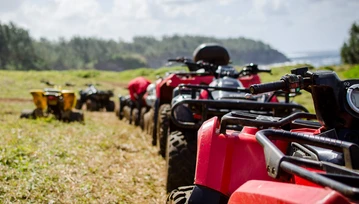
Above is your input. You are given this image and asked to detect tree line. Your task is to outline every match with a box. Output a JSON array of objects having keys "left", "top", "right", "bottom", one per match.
[
  {"left": 0, "top": 22, "right": 290, "bottom": 71},
  {"left": 341, "top": 22, "right": 359, "bottom": 64}
]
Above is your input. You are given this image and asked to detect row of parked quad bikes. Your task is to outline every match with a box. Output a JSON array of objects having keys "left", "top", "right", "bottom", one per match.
[
  {"left": 117, "top": 44, "right": 359, "bottom": 204},
  {"left": 20, "top": 80, "right": 116, "bottom": 122}
]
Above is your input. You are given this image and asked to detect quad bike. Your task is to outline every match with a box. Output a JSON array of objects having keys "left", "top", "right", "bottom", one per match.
[
  {"left": 167, "top": 67, "right": 359, "bottom": 203},
  {"left": 165, "top": 63, "right": 307, "bottom": 192},
  {"left": 149, "top": 44, "right": 231, "bottom": 157},
  {"left": 117, "top": 94, "right": 146, "bottom": 125},
  {"left": 117, "top": 95, "right": 134, "bottom": 122},
  {"left": 76, "top": 84, "right": 115, "bottom": 112},
  {"left": 20, "top": 81, "right": 84, "bottom": 122},
  {"left": 143, "top": 83, "right": 157, "bottom": 134},
  {"left": 118, "top": 80, "right": 152, "bottom": 126}
]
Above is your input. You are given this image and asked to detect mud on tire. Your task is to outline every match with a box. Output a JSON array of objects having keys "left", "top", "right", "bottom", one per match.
[
  {"left": 132, "top": 108, "right": 139, "bottom": 126},
  {"left": 139, "top": 107, "right": 147, "bottom": 130},
  {"left": 143, "top": 109, "right": 151, "bottom": 135},
  {"left": 123, "top": 106, "right": 132, "bottom": 123},
  {"left": 166, "top": 131, "right": 197, "bottom": 193},
  {"left": 157, "top": 104, "right": 171, "bottom": 158},
  {"left": 166, "top": 185, "right": 194, "bottom": 204},
  {"left": 144, "top": 109, "right": 155, "bottom": 145}
]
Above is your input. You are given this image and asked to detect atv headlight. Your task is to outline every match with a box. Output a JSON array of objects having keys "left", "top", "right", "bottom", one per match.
[{"left": 347, "top": 84, "right": 359, "bottom": 114}]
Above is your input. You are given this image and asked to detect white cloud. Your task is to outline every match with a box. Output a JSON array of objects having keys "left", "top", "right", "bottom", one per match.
[
  {"left": 0, "top": 0, "right": 23, "bottom": 12},
  {"left": 0, "top": 0, "right": 358, "bottom": 53}
]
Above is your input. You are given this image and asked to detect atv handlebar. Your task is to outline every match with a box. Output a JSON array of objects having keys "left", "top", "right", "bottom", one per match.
[
  {"left": 250, "top": 80, "right": 287, "bottom": 94},
  {"left": 250, "top": 72, "right": 305, "bottom": 94},
  {"left": 184, "top": 61, "right": 218, "bottom": 73},
  {"left": 239, "top": 63, "right": 272, "bottom": 77},
  {"left": 257, "top": 69, "right": 272, "bottom": 74},
  {"left": 167, "top": 57, "right": 192, "bottom": 63}
]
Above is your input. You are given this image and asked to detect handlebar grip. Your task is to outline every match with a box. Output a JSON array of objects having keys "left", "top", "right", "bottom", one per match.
[
  {"left": 250, "top": 80, "right": 286, "bottom": 94},
  {"left": 258, "top": 69, "right": 271, "bottom": 73},
  {"left": 168, "top": 58, "right": 181, "bottom": 62}
]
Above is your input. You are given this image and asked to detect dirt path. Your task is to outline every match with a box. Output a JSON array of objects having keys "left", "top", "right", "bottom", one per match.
[{"left": 0, "top": 97, "right": 32, "bottom": 102}]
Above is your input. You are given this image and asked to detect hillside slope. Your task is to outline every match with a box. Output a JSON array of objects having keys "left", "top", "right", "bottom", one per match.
[{"left": 0, "top": 22, "right": 288, "bottom": 71}]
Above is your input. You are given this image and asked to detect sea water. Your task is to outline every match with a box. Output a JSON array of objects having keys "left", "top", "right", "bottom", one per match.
[{"left": 265, "top": 50, "right": 341, "bottom": 68}]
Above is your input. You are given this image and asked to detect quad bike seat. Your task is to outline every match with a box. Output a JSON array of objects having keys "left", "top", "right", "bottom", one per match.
[
  {"left": 193, "top": 43, "right": 230, "bottom": 65},
  {"left": 43, "top": 88, "right": 61, "bottom": 95},
  {"left": 291, "top": 119, "right": 321, "bottom": 129}
]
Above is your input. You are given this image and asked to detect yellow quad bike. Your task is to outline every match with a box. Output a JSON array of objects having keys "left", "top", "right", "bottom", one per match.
[{"left": 20, "top": 84, "right": 84, "bottom": 122}]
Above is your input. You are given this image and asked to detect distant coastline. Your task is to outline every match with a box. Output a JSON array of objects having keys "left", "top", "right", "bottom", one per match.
[{"left": 265, "top": 50, "right": 341, "bottom": 68}]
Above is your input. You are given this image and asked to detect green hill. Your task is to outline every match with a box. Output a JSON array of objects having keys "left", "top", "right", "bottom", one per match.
[{"left": 0, "top": 22, "right": 288, "bottom": 71}]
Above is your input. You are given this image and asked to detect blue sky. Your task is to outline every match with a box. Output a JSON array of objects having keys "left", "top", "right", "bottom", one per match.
[{"left": 0, "top": 0, "right": 358, "bottom": 54}]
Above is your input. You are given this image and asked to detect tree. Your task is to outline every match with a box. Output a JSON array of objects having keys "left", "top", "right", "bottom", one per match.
[
  {"left": 341, "top": 22, "right": 359, "bottom": 64},
  {"left": 0, "top": 22, "right": 39, "bottom": 70},
  {"left": 0, "top": 22, "right": 290, "bottom": 70}
]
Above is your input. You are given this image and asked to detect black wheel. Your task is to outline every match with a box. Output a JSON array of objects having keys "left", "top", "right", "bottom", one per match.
[
  {"left": 75, "top": 99, "right": 83, "bottom": 110},
  {"left": 20, "top": 109, "right": 34, "bottom": 119},
  {"left": 86, "top": 99, "right": 99, "bottom": 111},
  {"left": 123, "top": 106, "right": 132, "bottom": 123},
  {"left": 144, "top": 110, "right": 151, "bottom": 135},
  {"left": 166, "top": 185, "right": 194, "bottom": 204},
  {"left": 132, "top": 108, "right": 139, "bottom": 126},
  {"left": 157, "top": 104, "right": 171, "bottom": 158},
  {"left": 144, "top": 109, "right": 156, "bottom": 145},
  {"left": 118, "top": 108, "right": 123, "bottom": 120},
  {"left": 166, "top": 131, "right": 197, "bottom": 193},
  {"left": 118, "top": 97, "right": 124, "bottom": 120},
  {"left": 105, "top": 101, "right": 115, "bottom": 112},
  {"left": 139, "top": 107, "right": 147, "bottom": 130},
  {"left": 69, "top": 111, "right": 84, "bottom": 123}
]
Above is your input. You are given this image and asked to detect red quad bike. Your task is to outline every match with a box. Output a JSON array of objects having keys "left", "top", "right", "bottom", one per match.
[
  {"left": 118, "top": 77, "right": 151, "bottom": 126},
  {"left": 167, "top": 67, "right": 359, "bottom": 204},
  {"left": 148, "top": 44, "right": 229, "bottom": 155},
  {"left": 165, "top": 63, "right": 307, "bottom": 193}
]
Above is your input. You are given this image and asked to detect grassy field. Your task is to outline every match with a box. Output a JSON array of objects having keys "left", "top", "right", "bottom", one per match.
[
  {"left": 0, "top": 105, "right": 167, "bottom": 203},
  {"left": 0, "top": 64, "right": 357, "bottom": 203}
]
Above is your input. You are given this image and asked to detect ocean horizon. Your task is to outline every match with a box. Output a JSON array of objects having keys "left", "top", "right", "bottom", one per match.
[{"left": 264, "top": 50, "right": 341, "bottom": 68}]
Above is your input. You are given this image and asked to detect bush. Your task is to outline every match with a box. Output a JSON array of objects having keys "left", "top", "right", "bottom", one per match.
[
  {"left": 341, "top": 22, "right": 359, "bottom": 64},
  {"left": 77, "top": 70, "right": 101, "bottom": 78},
  {"left": 343, "top": 64, "right": 359, "bottom": 78}
]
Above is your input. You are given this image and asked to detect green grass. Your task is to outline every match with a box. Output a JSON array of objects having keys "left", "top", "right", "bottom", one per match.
[
  {"left": 0, "top": 67, "right": 187, "bottom": 99},
  {"left": 0, "top": 102, "right": 166, "bottom": 203},
  {"left": 0, "top": 63, "right": 357, "bottom": 202},
  {"left": 343, "top": 64, "right": 359, "bottom": 79}
]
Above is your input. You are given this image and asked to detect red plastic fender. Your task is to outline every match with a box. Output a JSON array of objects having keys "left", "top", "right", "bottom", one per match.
[
  {"left": 155, "top": 73, "right": 213, "bottom": 101},
  {"left": 228, "top": 180, "right": 350, "bottom": 204},
  {"left": 195, "top": 117, "right": 288, "bottom": 196},
  {"left": 239, "top": 74, "right": 261, "bottom": 88}
]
